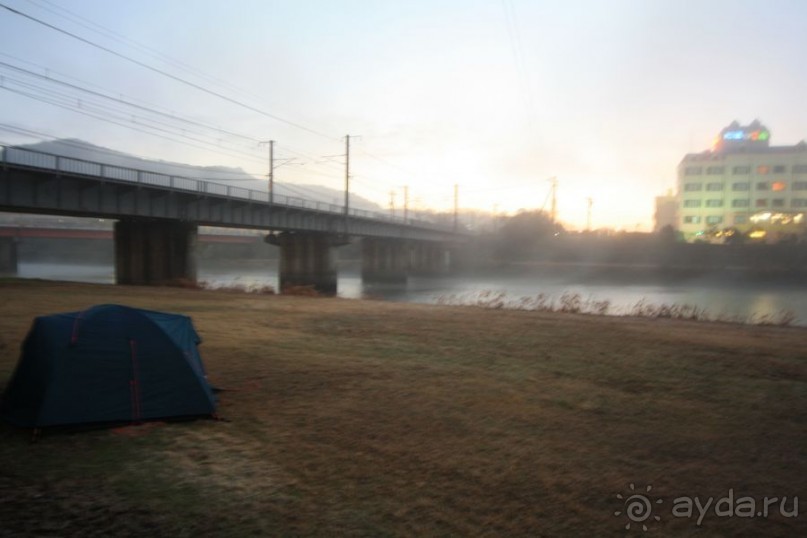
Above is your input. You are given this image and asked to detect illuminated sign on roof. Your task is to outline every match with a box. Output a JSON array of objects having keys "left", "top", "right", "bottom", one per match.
[{"left": 723, "top": 129, "right": 770, "bottom": 141}]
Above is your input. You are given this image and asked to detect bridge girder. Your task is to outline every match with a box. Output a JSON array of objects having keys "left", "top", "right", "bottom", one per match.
[{"left": 0, "top": 164, "right": 464, "bottom": 243}]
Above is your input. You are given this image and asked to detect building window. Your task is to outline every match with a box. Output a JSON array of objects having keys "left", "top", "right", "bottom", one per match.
[
  {"left": 756, "top": 199, "right": 768, "bottom": 208},
  {"left": 772, "top": 199, "right": 785, "bottom": 208},
  {"left": 706, "top": 182, "right": 723, "bottom": 191},
  {"left": 756, "top": 165, "right": 770, "bottom": 175},
  {"left": 792, "top": 199, "right": 807, "bottom": 208},
  {"left": 735, "top": 215, "right": 748, "bottom": 224},
  {"left": 731, "top": 199, "right": 750, "bottom": 208},
  {"left": 756, "top": 182, "right": 769, "bottom": 190},
  {"left": 683, "top": 216, "right": 701, "bottom": 224},
  {"left": 732, "top": 182, "right": 750, "bottom": 191},
  {"left": 706, "top": 216, "right": 723, "bottom": 225},
  {"left": 773, "top": 165, "right": 786, "bottom": 174},
  {"left": 732, "top": 166, "right": 751, "bottom": 175},
  {"left": 793, "top": 165, "right": 807, "bottom": 174},
  {"left": 684, "top": 166, "right": 703, "bottom": 176},
  {"left": 683, "top": 199, "right": 702, "bottom": 208},
  {"left": 793, "top": 181, "right": 807, "bottom": 191},
  {"left": 772, "top": 181, "right": 786, "bottom": 192},
  {"left": 705, "top": 199, "right": 723, "bottom": 207},
  {"left": 706, "top": 166, "right": 725, "bottom": 175},
  {"left": 684, "top": 183, "right": 703, "bottom": 192}
]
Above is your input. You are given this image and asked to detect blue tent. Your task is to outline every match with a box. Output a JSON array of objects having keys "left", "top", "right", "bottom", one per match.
[{"left": 0, "top": 304, "right": 217, "bottom": 428}]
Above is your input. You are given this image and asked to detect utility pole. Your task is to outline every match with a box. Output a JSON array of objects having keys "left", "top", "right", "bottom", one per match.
[
  {"left": 344, "top": 135, "right": 350, "bottom": 219},
  {"left": 389, "top": 190, "right": 396, "bottom": 218},
  {"left": 268, "top": 140, "right": 274, "bottom": 203},
  {"left": 260, "top": 140, "right": 275, "bottom": 203},
  {"left": 453, "top": 183, "right": 459, "bottom": 232},
  {"left": 403, "top": 185, "right": 409, "bottom": 223},
  {"left": 548, "top": 176, "right": 558, "bottom": 226},
  {"left": 586, "top": 197, "right": 593, "bottom": 231}
]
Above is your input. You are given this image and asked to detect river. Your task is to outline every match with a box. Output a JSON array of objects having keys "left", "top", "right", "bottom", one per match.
[{"left": 12, "top": 259, "right": 807, "bottom": 326}]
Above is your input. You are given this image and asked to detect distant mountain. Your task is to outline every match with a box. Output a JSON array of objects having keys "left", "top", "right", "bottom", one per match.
[{"left": 15, "top": 139, "right": 384, "bottom": 212}]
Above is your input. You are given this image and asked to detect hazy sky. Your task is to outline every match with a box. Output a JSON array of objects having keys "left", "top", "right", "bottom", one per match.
[{"left": 2, "top": 0, "right": 807, "bottom": 230}]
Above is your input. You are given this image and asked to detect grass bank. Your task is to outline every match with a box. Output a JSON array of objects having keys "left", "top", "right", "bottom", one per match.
[{"left": 0, "top": 279, "right": 805, "bottom": 537}]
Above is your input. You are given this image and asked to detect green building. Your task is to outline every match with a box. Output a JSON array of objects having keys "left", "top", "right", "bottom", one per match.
[{"left": 677, "top": 120, "right": 807, "bottom": 242}]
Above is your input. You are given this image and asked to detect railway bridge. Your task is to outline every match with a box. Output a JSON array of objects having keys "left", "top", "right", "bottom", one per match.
[{"left": 0, "top": 146, "right": 467, "bottom": 293}]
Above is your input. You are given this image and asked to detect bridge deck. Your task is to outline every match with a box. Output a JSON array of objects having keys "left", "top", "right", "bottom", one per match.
[{"left": 0, "top": 146, "right": 464, "bottom": 242}]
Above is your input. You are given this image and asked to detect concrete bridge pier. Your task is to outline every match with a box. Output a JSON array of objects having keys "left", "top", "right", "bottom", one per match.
[
  {"left": 114, "top": 219, "right": 197, "bottom": 285},
  {"left": 266, "top": 232, "right": 348, "bottom": 295},
  {"left": 361, "top": 237, "right": 408, "bottom": 284},
  {"left": 0, "top": 236, "right": 18, "bottom": 275},
  {"left": 410, "top": 241, "right": 452, "bottom": 276}
]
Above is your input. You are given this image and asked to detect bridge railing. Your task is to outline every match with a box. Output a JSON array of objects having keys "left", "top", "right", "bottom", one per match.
[{"left": 1, "top": 145, "right": 453, "bottom": 231}]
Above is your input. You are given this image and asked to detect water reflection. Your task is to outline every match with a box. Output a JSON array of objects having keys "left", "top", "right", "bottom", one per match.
[{"left": 13, "top": 260, "right": 807, "bottom": 326}]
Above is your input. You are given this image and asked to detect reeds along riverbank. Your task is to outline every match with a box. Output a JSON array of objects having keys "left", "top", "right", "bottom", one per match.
[{"left": 435, "top": 290, "right": 799, "bottom": 326}]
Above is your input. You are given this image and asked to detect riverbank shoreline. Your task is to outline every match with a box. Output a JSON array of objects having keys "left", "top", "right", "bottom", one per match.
[
  {"left": 6, "top": 263, "right": 807, "bottom": 328},
  {"left": 1, "top": 280, "right": 805, "bottom": 536}
]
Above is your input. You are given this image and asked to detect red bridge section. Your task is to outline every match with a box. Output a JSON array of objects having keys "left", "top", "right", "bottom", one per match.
[{"left": 0, "top": 226, "right": 258, "bottom": 244}]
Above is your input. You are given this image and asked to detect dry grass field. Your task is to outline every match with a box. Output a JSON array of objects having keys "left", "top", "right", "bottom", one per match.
[{"left": 0, "top": 279, "right": 805, "bottom": 537}]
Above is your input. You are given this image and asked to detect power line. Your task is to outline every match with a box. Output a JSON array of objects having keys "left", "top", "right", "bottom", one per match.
[
  {"left": 0, "top": 124, "right": 368, "bottom": 200},
  {"left": 0, "top": 123, "right": 253, "bottom": 176},
  {"left": 501, "top": 0, "right": 535, "bottom": 121},
  {"left": 0, "top": 6, "right": 414, "bottom": 207},
  {"left": 0, "top": 52, "right": 282, "bottom": 158},
  {"left": 349, "top": 175, "right": 395, "bottom": 195},
  {"left": 355, "top": 146, "right": 415, "bottom": 177},
  {"left": 0, "top": 51, "right": 159, "bottom": 110},
  {"left": 277, "top": 142, "right": 408, "bottom": 203},
  {"left": 2, "top": 76, "right": 263, "bottom": 161},
  {"left": 1, "top": 4, "right": 433, "bottom": 208},
  {"left": 0, "top": 61, "right": 262, "bottom": 144},
  {"left": 0, "top": 53, "right": 279, "bottom": 169},
  {"left": 0, "top": 84, "right": 270, "bottom": 166},
  {"left": 25, "top": 0, "right": 266, "bottom": 104},
  {"left": 0, "top": 34, "right": 353, "bottom": 175},
  {"left": 0, "top": 127, "right": 382, "bottom": 215},
  {"left": 0, "top": 2, "right": 338, "bottom": 141},
  {"left": 459, "top": 181, "right": 543, "bottom": 195},
  {"left": 0, "top": 63, "right": 272, "bottom": 164}
]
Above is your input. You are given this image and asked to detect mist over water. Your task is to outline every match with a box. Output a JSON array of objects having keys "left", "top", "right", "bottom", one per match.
[{"left": 14, "top": 259, "right": 807, "bottom": 326}]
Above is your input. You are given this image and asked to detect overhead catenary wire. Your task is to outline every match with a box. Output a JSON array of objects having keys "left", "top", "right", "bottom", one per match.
[
  {"left": 0, "top": 123, "right": 254, "bottom": 176},
  {"left": 2, "top": 4, "right": 428, "bottom": 205},
  {"left": 0, "top": 123, "right": 366, "bottom": 202},
  {"left": 275, "top": 140, "right": 410, "bottom": 204},
  {"left": 25, "top": 0, "right": 282, "bottom": 110},
  {"left": 0, "top": 52, "right": 283, "bottom": 171},
  {"left": 0, "top": 2, "right": 339, "bottom": 141},
  {"left": 0, "top": 123, "right": 288, "bottom": 181},
  {"left": 0, "top": 51, "right": 171, "bottom": 113},
  {"left": 0, "top": 61, "right": 264, "bottom": 145},
  {"left": 1, "top": 113, "right": 505, "bottom": 214},
  {"left": 0, "top": 127, "right": 311, "bottom": 196},
  {"left": 0, "top": 65, "right": 353, "bottom": 182},
  {"left": 0, "top": 105, "right": 397, "bottom": 206},
  {"left": 0, "top": 83, "right": 271, "bottom": 166},
  {"left": 0, "top": 63, "right": 346, "bottom": 182},
  {"left": 501, "top": 0, "right": 535, "bottom": 122},
  {"left": 0, "top": 61, "right": 273, "bottom": 162},
  {"left": 0, "top": 4, "right": 459, "bottom": 212}
]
